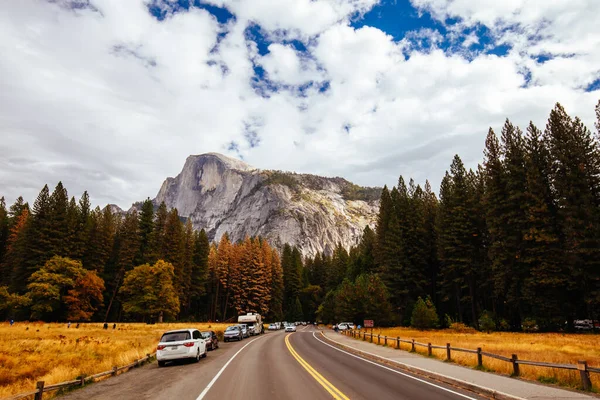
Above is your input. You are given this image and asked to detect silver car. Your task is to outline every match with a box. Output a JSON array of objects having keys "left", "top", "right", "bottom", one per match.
[
  {"left": 223, "top": 325, "right": 243, "bottom": 342},
  {"left": 238, "top": 324, "right": 249, "bottom": 338}
]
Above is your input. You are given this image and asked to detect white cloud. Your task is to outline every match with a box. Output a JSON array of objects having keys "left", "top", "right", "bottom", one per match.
[{"left": 0, "top": 0, "right": 598, "bottom": 210}]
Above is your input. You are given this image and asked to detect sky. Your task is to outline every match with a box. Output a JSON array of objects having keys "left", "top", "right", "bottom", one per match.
[{"left": 1, "top": 0, "right": 599, "bottom": 209}]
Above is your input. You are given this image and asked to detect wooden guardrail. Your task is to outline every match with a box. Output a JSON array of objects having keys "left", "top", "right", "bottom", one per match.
[
  {"left": 342, "top": 329, "right": 597, "bottom": 391},
  {"left": 3, "top": 353, "right": 156, "bottom": 400}
]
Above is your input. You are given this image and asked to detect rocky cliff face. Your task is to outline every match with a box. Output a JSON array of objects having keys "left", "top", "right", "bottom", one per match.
[{"left": 152, "top": 153, "right": 380, "bottom": 257}]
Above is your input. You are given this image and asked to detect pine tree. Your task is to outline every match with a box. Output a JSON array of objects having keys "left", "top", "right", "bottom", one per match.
[
  {"left": 0, "top": 198, "right": 8, "bottom": 271},
  {"left": 136, "top": 198, "right": 154, "bottom": 265},
  {"left": 215, "top": 234, "right": 232, "bottom": 320},
  {"left": 379, "top": 187, "right": 407, "bottom": 321},
  {"left": 48, "top": 181, "right": 69, "bottom": 257},
  {"left": 65, "top": 197, "right": 80, "bottom": 259},
  {"left": 328, "top": 243, "right": 348, "bottom": 290},
  {"left": 25, "top": 185, "right": 53, "bottom": 283},
  {"left": 546, "top": 103, "right": 600, "bottom": 323},
  {"left": 71, "top": 191, "right": 91, "bottom": 261},
  {"left": 83, "top": 206, "right": 115, "bottom": 273},
  {"left": 374, "top": 186, "right": 392, "bottom": 268},
  {"left": 282, "top": 244, "right": 300, "bottom": 313},
  {"left": 522, "top": 122, "right": 566, "bottom": 329},
  {"left": 423, "top": 181, "right": 439, "bottom": 301},
  {"left": 437, "top": 156, "right": 479, "bottom": 325},
  {"left": 269, "top": 249, "right": 284, "bottom": 321},
  {"left": 189, "top": 229, "right": 209, "bottom": 318},
  {"left": 163, "top": 209, "right": 185, "bottom": 307},
  {"left": 150, "top": 202, "right": 168, "bottom": 263},
  {"left": 104, "top": 211, "right": 139, "bottom": 321},
  {"left": 5, "top": 207, "right": 30, "bottom": 290},
  {"left": 483, "top": 128, "right": 509, "bottom": 320},
  {"left": 499, "top": 121, "right": 529, "bottom": 326}
]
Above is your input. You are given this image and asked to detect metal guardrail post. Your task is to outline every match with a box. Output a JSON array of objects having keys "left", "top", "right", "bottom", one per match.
[
  {"left": 428, "top": 343, "right": 432, "bottom": 357},
  {"left": 411, "top": 339, "right": 415, "bottom": 352},
  {"left": 384, "top": 336, "right": 387, "bottom": 346},
  {"left": 396, "top": 337, "right": 400, "bottom": 349},
  {"left": 578, "top": 360, "right": 592, "bottom": 391},
  {"left": 512, "top": 354, "right": 520, "bottom": 376},
  {"left": 370, "top": 333, "right": 373, "bottom": 343},
  {"left": 477, "top": 347, "right": 483, "bottom": 367},
  {"left": 112, "top": 366, "right": 118, "bottom": 377},
  {"left": 446, "top": 343, "right": 451, "bottom": 361},
  {"left": 34, "top": 381, "right": 44, "bottom": 400}
]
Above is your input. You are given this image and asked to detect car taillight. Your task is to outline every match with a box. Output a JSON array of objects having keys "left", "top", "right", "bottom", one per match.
[
  {"left": 157, "top": 345, "right": 166, "bottom": 350},
  {"left": 183, "top": 342, "right": 195, "bottom": 347}
]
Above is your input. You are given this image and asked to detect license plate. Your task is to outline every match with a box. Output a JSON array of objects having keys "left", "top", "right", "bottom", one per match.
[{"left": 170, "top": 346, "right": 178, "bottom": 350}]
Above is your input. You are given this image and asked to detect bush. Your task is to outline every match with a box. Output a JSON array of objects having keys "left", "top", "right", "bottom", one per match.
[
  {"left": 448, "top": 322, "right": 477, "bottom": 333},
  {"left": 522, "top": 318, "right": 539, "bottom": 332},
  {"left": 410, "top": 296, "right": 439, "bottom": 330},
  {"left": 478, "top": 310, "right": 496, "bottom": 333},
  {"left": 498, "top": 319, "right": 510, "bottom": 331}
]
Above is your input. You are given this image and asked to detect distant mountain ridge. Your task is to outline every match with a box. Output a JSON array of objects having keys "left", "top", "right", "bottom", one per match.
[{"left": 137, "top": 153, "right": 380, "bottom": 256}]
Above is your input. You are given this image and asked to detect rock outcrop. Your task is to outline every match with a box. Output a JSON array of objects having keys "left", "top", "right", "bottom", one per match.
[{"left": 151, "top": 153, "right": 380, "bottom": 257}]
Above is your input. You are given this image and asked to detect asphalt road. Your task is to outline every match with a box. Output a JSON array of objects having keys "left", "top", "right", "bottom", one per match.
[{"left": 59, "top": 326, "right": 486, "bottom": 400}]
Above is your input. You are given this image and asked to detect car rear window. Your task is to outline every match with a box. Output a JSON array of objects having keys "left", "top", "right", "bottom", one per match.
[
  {"left": 226, "top": 326, "right": 238, "bottom": 331},
  {"left": 160, "top": 331, "right": 190, "bottom": 342}
]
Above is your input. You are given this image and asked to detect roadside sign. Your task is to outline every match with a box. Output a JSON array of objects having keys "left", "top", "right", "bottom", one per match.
[{"left": 364, "top": 320, "right": 374, "bottom": 328}]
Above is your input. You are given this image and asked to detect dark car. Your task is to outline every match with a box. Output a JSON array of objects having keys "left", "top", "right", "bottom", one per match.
[
  {"left": 224, "top": 325, "right": 243, "bottom": 342},
  {"left": 201, "top": 331, "right": 219, "bottom": 350}
]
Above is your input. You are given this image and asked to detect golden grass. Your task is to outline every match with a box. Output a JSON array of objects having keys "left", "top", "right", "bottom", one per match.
[
  {"left": 0, "top": 322, "right": 230, "bottom": 398},
  {"left": 352, "top": 327, "right": 600, "bottom": 391}
]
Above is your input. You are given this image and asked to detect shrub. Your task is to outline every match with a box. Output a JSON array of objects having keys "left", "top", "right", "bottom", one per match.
[
  {"left": 478, "top": 310, "right": 496, "bottom": 333},
  {"left": 522, "top": 318, "right": 539, "bottom": 332},
  {"left": 498, "top": 319, "right": 510, "bottom": 331},
  {"left": 410, "top": 296, "right": 439, "bottom": 330},
  {"left": 448, "top": 322, "right": 477, "bottom": 333}
]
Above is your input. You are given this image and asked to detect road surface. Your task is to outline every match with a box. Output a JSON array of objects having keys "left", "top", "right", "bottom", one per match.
[{"left": 60, "top": 325, "right": 485, "bottom": 400}]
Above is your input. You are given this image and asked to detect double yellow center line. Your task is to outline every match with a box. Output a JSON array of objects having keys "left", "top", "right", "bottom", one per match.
[{"left": 285, "top": 333, "right": 350, "bottom": 400}]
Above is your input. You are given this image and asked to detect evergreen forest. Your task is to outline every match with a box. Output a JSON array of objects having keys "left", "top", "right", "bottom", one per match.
[{"left": 1, "top": 101, "right": 599, "bottom": 331}]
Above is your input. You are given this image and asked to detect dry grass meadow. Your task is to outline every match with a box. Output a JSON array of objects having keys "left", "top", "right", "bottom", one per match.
[
  {"left": 352, "top": 327, "right": 600, "bottom": 391},
  {"left": 0, "top": 322, "right": 230, "bottom": 398}
]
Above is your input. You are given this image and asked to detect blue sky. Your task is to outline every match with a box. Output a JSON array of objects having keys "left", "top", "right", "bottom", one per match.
[{"left": 1, "top": 0, "right": 599, "bottom": 207}]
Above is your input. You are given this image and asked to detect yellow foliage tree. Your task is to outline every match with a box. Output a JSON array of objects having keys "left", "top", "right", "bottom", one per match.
[{"left": 120, "top": 260, "right": 180, "bottom": 321}]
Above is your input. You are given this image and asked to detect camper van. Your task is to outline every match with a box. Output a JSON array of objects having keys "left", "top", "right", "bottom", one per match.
[{"left": 238, "top": 313, "right": 264, "bottom": 336}]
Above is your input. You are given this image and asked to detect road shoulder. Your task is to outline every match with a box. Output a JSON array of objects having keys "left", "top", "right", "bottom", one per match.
[{"left": 320, "top": 330, "right": 596, "bottom": 400}]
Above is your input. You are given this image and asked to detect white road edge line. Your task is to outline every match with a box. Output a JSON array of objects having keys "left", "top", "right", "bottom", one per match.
[
  {"left": 312, "top": 332, "right": 478, "bottom": 400},
  {"left": 196, "top": 336, "right": 265, "bottom": 400}
]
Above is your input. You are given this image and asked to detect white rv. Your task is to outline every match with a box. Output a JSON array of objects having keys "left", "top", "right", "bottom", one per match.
[{"left": 238, "top": 312, "right": 264, "bottom": 336}]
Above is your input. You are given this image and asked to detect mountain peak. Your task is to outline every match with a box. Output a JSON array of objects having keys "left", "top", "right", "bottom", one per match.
[
  {"left": 189, "top": 153, "right": 256, "bottom": 172},
  {"left": 153, "top": 153, "right": 380, "bottom": 256}
]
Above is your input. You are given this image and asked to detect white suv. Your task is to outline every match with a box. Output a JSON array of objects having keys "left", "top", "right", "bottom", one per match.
[{"left": 157, "top": 329, "right": 207, "bottom": 367}]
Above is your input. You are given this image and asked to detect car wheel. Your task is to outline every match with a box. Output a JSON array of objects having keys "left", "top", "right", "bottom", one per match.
[{"left": 158, "top": 361, "right": 166, "bottom": 368}]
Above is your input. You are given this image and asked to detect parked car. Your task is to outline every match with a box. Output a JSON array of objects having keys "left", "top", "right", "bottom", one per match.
[
  {"left": 337, "top": 323, "right": 349, "bottom": 330},
  {"left": 156, "top": 328, "right": 207, "bottom": 367},
  {"left": 224, "top": 325, "right": 243, "bottom": 342},
  {"left": 302, "top": 322, "right": 307, "bottom": 326},
  {"left": 285, "top": 324, "right": 297, "bottom": 332},
  {"left": 201, "top": 331, "right": 219, "bottom": 350},
  {"left": 268, "top": 323, "right": 279, "bottom": 330},
  {"left": 238, "top": 324, "right": 249, "bottom": 338}
]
